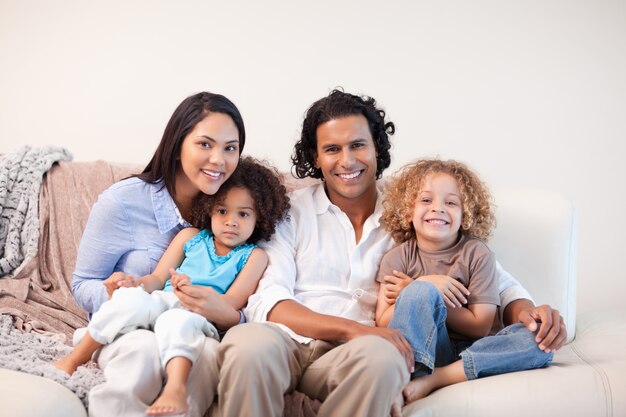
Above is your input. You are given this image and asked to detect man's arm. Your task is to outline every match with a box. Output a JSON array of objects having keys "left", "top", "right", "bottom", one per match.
[
  {"left": 498, "top": 261, "right": 568, "bottom": 352},
  {"left": 268, "top": 299, "right": 414, "bottom": 371},
  {"left": 503, "top": 298, "right": 567, "bottom": 352}
]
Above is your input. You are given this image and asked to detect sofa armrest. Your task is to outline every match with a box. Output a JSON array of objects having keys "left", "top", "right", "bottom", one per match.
[{"left": 490, "top": 188, "right": 577, "bottom": 342}]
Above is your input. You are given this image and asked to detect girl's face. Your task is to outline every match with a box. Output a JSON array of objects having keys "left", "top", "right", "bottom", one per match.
[
  {"left": 211, "top": 187, "right": 257, "bottom": 256},
  {"left": 411, "top": 172, "right": 463, "bottom": 252},
  {"left": 176, "top": 112, "right": 240, "bottom": 203}
]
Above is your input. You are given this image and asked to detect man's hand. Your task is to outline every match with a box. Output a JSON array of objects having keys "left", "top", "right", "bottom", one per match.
[
  {"left": 350, "top": 323, "right": 414, "bottom": 374},
  {"left": 382, "top": 271, "right": 414, "bottom": 304},
  {"left": 518, "top": 304, "right": 567, "bottom": 352},
  {"left": 103, "top": 272, "right": 136, "bottom": 299},
  {"left": 418, "top": 274, "right": 469, "bottom": 308}
]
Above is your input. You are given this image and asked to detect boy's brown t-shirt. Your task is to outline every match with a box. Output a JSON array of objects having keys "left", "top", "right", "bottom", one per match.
[{"left": 376, "top": 234, "right": 500, "bottom": 338}]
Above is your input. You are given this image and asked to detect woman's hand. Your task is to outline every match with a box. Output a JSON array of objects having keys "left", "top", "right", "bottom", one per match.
[
  {"left": 103, "top": 272, "right": 136, "bottom": 299},
  {"left": 174, "top": 284, "right": 241, "bottom": 330},
  {"left": 382, "top": 271, "right": 414, "bottom": 304},
  {"left": 417, "top": 274, "right": 469, "bottom": 308}
]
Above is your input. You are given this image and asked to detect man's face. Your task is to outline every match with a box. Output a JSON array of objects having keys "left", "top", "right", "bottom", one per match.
[{"left": 314, "top": 114, "right": 378, "bottom": 205}]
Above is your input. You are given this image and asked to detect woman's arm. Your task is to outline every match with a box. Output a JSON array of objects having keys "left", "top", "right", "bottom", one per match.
[{"left": 72, "top": 190, "right": 133, "bottom": 313}]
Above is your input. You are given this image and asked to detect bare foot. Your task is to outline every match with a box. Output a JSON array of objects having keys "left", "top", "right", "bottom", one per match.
[
  {"left": 53, "top": 356, "right": 79, "bottom": 376},
  {"left": 403, "top": 375, "right": 436, "bottom": 404},
  {"left": 390, "top": 392, "right": 404, "bottom": 416},
  {"left": 146, "top": 383, "right": 188, "bottom": 416}
]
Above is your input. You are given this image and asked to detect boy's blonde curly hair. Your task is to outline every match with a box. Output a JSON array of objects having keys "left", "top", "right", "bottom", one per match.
[{"left": 381, "top": 159, "right": 495, "bottom": 243}]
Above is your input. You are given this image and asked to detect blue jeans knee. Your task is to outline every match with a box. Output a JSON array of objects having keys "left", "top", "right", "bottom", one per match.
[{"left": 461, "top": 323, "right": 554, "bottom": 380}]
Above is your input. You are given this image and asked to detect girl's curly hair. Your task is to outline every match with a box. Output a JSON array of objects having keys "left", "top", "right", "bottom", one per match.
[
  {"left": 190, "top": 157, "right": 290, "bottom": 244},
  {"left": 381, "top": 159, "right": 495, "bottom": 243}
]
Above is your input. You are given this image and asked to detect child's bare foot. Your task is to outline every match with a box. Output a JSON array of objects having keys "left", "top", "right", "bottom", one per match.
[
  {"left": 53, "top": 356, "right": 80, "bottom": 376},
  {"left": 403, "top": 375, "right": 436, "bottom": 404},
  {"left": 146, "top": 383, "right": 188, "bottom": 416}
]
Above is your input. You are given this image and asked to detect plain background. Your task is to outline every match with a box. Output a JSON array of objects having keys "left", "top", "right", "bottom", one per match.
[{"left": 1, "top": 0, "right": 625, "bottom": 316}]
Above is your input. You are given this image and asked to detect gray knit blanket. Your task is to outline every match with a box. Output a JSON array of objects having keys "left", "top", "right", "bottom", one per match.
[
  {"left": 0, "top": 314, "right": 103, "bottom": 408},
  {"left": 0, "top": 146, "right": 72, "bottom": 276}
]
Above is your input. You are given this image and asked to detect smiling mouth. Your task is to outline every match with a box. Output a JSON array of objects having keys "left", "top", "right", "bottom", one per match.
[
  {"left": 201, "top": 169, "right": 222, "bottom": 179},
  {"left": 426, "top": 219, "right": 449, "bottom": 225},
  {"left": 337, "top": 170, "right": 363, "bottom": 180}
]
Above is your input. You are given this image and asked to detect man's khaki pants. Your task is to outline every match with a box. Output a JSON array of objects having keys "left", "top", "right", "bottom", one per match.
[{"left": 214, "top": 323, "right": 409, "bottom": 417}]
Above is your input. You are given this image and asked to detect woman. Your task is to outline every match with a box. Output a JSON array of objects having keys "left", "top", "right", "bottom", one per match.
[{"left": 71, "top": 92, "right": 246, "bottom": 417}]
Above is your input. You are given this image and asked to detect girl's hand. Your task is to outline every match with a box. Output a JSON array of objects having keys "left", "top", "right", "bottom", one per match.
[
  {"left": 382, "top": 271, "right": 415, "bottom": 304},
  {"left": 103, "top": 272, "right": 136, "bottom": 299},
  {"left": 168, "top": 268, "right": 191, "bottom": 289},
  {"left": 173, "top": 284, "right": 240, "bottom": 329},
  {"left": 418, "top": 274, "right": 469, "bottom": 308}
]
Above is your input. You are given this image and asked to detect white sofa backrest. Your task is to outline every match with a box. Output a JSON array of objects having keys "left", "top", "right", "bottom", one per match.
[{"left": 490, "top": 188, "right": 577, "bottom": 342}]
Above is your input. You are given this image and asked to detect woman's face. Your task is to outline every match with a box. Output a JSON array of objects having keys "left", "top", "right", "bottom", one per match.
[{"left": 176, "top": 112, "right": 240, "bottom": 201}]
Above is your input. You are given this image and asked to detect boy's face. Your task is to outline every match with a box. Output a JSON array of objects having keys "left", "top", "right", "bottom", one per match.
[
  {"left": 211, "top": 186, "right": 257, "bottom": 256},
  {"left": 313, "top": 114, "right": 378, "bottom": 207},
  {"left": 411, "top": 173, "right": 463, "bottom": 252}
]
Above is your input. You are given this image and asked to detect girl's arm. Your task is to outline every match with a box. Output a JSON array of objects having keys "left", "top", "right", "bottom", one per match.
[
  {"left": 134, "top": 228, "right": 198, "bottom": 293},
  {"left": 172, "top": 247, "right": 268, "bottom": 330},
  {"left": 445, "top": 303, "right": 497, "bottom": 339},
  {"left": 221, "top": 248, "right": 268, "bottom": 310}
]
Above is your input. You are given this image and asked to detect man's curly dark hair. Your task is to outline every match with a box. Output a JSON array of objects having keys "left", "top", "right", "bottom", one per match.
[
  {"left": 291, "top": 89, "right": 395, "bottom": 180},
  {"left": 190, "top": 157, "right": 290, "bottom": 244}
]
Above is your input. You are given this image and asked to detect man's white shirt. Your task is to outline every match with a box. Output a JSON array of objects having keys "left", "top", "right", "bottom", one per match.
[{"left": 244, "top": 182, "right": 532, "bottom": 344}]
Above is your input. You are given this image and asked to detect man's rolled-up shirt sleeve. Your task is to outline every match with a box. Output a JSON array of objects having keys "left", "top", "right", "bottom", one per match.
[
  {"left": 496, "top": 260, "right": 534, "bottom": 321},
  {"left": 244, "top": 216, "right": 300, "bottom": 323}
]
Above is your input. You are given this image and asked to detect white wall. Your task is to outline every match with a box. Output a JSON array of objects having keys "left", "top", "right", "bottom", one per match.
[{"left": 1, "top": 0, "right": 624, "bottom": 316}]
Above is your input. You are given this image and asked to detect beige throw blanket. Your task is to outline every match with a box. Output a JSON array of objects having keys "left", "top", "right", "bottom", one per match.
[{"left": 0, "top": 160, "right": 138, "bottom": 339}]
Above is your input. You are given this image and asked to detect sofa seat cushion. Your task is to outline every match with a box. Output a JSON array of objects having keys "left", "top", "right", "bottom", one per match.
[
  {"left": 402, "top": 309, "right": 626, "bottom": 417},
  {"left": 0, "top": 368, "right": 87, "bottom": 417}
]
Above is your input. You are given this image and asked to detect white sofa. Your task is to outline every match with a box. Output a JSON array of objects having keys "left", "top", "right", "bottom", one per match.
[{"left": 1, "top": 167, "right": 625, "bottom": 417}]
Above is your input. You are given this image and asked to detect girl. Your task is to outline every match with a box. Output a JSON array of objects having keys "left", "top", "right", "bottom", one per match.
[
  {"left": 57, "top": 157, "right": 290, "bottom": 416},
  {"left": 376, "top": 158, "right": 552, "bottom": 405},
  {"left": 70, "top": 92, "right": 245, "bottom": 417}
]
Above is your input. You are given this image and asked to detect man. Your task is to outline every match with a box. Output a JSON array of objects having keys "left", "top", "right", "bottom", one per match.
[{"left": 214, "top": 89, "right": 567, "bottom": 417}]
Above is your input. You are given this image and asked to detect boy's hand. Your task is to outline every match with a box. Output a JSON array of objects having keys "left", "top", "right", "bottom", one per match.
[
  {"left": 169, "top": 268, "right": 191, "bottom": 289},
  {"left": 383, "top": 271, "right": 415, "bottom": 304},
  {"left": 418, "top": 274, "right": 469, "bottom": 308},
  {"left": 103, "top": 272, "right": 136, "bottom": 298}
]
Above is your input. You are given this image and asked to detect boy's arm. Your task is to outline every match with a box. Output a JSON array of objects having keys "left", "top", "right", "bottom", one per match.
[
  {"left": 374, "top": 247, "right": 409, "bottom": 327},
  {"left": 221, "top": 248, "right": 268, "bottom": 310},
  {"left": 134, "top": 228, "right": 197, "bottom": 293},
  {"left": 445, "top": 242, "right": 499, "bottom": 339},
  {"left": 445, "top": 303, "right": 497, "bottom": 339},
  {"left": 375, "top": 283, "right": 396, "bottom": 327}
]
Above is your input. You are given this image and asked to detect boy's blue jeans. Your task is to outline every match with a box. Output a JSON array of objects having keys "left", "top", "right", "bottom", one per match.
[{"left": 389, "top": 280, "right": 553, "bottom": 380}]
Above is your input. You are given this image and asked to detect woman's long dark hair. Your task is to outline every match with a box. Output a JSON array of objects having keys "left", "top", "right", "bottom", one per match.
[{"left": 138, "top": 92, "right": 246, "bottom": 198}]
